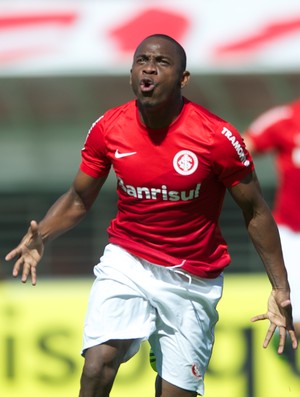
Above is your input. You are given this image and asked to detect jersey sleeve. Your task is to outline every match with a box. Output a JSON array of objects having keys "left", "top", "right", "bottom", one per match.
[
  {"left": 211, "top": 122, "right": 254, "bottom": 187},
  {"left": 80, "top": 116, "right": 111, "bottom": 178}
]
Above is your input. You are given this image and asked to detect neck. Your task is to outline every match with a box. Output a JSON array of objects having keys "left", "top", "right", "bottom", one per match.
[{"left": 138, "top": 97, "right": 184, "bottom": 130}]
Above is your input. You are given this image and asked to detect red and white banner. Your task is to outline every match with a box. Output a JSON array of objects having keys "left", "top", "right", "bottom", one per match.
[{"left": 1, "top": 0, "right": 300, "bottom": 76}]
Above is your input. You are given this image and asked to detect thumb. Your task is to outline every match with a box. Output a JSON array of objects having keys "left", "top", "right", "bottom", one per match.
[
  {"left": 280, "top": 299, "right": 292, "bottom": 309},
  {"left": 29, "top": 220, "right": 39, "bottom": 234}
]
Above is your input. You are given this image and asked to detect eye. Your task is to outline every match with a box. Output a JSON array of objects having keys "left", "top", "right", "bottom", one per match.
[
  {"left": 136, "top": 56, "right": 147, "bottom": 64},
  {"left": 157, "top": 57, "right": 170, "bottom": 66}
]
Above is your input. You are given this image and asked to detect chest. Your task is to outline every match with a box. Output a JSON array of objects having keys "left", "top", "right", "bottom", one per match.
[{"left": 106, "top": 126, "right": 213, "bottom": 191}]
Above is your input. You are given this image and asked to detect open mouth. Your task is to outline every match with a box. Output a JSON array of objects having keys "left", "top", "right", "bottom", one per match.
[{"left": 140, "top": 78, "right": 155, "bottom": 93}]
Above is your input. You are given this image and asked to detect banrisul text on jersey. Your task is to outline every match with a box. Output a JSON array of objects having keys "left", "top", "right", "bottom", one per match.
[{"left": 118, "top": 176, "right": 201, "bottom": 201}]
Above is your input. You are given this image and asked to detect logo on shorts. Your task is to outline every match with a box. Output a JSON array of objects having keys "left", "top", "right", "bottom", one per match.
[
  {"left": 173, "top": 150, "right": 198, "bottom": 175},
  {"left": 191, "top": 363, "right": 202, "bottom": 379}
]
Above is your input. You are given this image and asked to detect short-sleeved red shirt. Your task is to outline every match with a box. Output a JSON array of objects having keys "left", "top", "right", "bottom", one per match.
[
  {"left": 81, "top": 98, "right": 253, "bottom": 278},
  {"left": 244, "top": 100, "right": 300, "bottom": 232}
]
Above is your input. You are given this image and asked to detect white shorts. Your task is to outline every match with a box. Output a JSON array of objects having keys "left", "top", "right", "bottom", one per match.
[
  {"left": 82, "top": 244, "right": 223, "bottom": 396},
  {"left": 278, "top": 226, "right": 300, "bottom": 323}
]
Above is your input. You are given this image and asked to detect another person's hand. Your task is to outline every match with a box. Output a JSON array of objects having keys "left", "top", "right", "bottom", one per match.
[
  {"left": 5, "top": 220, "right": 44, "bottom": 286},
  {"left": 251, "top": 290, "right": 298, "bottom": 354}
]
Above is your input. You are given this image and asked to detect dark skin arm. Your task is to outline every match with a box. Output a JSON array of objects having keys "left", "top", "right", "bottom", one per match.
[
  {"left": 228, "top": 171, "right": 298, "bottom": 353},
  {"left": 5, "top": 170, "right": 108, "bottom": 285}
]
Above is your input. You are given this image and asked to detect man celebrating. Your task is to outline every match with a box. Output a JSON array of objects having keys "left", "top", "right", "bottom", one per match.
[{"left": 6, "top": 34, "right": 297, "bottom": 397}]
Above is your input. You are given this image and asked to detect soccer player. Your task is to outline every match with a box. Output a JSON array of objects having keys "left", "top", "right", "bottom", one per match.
[
  {"left": 5, "top": 34, "right": 297, "bottom": 397},
  {"left": 243, "top": 99, "right": 300, "bottom": 345}
]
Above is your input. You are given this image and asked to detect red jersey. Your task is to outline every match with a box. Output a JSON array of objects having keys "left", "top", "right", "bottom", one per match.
[
  {"left": 244, "top": 100, "right": 300, "bottom": 232},
  {"left": 81, "top": 98, "right": 253, "bottom": 278}
]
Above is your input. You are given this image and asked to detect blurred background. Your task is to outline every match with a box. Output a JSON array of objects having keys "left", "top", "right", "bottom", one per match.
[{"left": 1, "top": 1, "right": 300, "bottom": 396}]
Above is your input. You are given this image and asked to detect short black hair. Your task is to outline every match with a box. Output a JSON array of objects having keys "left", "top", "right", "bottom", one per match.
[{"left": 137, "top": 34, "right": 187, "bottom": 72}]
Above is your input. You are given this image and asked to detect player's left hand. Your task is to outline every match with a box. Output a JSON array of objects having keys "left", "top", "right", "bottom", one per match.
[
  {"left": 251, "top": 289, "right": 298, "bottom": 354},
  {"left": 5, "top": 220, "right": 44, "bottom": 286}
]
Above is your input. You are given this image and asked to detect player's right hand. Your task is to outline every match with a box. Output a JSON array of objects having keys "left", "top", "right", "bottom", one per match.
[{"left": 5, "top": 220, "right": 44, "bottom": 286}]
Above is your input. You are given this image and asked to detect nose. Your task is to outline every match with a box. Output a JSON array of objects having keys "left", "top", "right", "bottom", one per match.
[{"left": 143, "top": 60, "right": 157, "bottom": 74}]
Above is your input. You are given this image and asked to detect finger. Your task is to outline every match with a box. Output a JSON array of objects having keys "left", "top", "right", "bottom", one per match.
[
  {"left": 12, "top": 257, "right": 25, "bottom": 277},
  {"left": 251, "top": 313, "right": 267, "bottom": 323},
  {"left": 276, "top": 327, "right": 286, "bottom": 354},
  {"left": 5, "top": 247, "right": 22, "bottom": 261},
  {"left": 280, "top": 299, "right": 292, "bottom": 309},
  {"left": 288, "top": 330, "right": 298, "bottom": 350},
  {"left": 30, "top": 266, "right": 37, "bottom": 286},
  {"left": 263, "top": 324, "right": 276, "bottom": 348},
  {"left": 21, "top": 262, "right": 32, "bottom": 283},
  {"left": 29, "top": 220, "right": 39, "bottom": 236}
]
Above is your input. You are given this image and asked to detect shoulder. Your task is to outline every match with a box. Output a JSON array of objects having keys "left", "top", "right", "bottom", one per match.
[
  {"left": 185, "top": 98, "right": 240, "bottom": 136},
  {"left": 183, "top": 99, "right": 248, "bottom": 166},
  {"left": 94, "top": 100, "right": 136, "bottom": 128},
  {"left": 247, "top": 103, "right": 293, "bottom": 135},
  {"left": 84, "top": 101, "right": 135, "bottom": 146},
  {"left": 183, "top": 98, "right": 227, "bottom": 127},
  {"left": 183, "top": 98, "right": 232, "bottom": 145}
]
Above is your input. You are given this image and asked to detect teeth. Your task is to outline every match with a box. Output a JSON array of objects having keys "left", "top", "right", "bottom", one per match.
[{"left": 141, "top": 79, "right": 152, "bottom": 86}]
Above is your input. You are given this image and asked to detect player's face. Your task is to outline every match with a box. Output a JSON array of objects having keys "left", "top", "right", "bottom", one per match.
[{"left": 130, "top": 37, "right": 189, "bottom": 109}]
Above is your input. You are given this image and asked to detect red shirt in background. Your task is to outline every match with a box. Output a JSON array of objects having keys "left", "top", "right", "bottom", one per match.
[{"left": 244, "top": 100, "right": 300, "bottom": 232}]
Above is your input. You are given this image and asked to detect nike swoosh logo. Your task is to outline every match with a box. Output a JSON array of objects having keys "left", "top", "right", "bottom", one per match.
[{"left": 115, "top": 149, "right": 137, "bottom": 158}]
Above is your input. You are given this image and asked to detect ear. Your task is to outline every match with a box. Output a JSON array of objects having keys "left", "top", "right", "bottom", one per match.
[
  {"left": 129, "top": 69, "right": 132, "bottom": 86},
  {"left": 180, "top": 71, "right": 190, "bottom": 89}
]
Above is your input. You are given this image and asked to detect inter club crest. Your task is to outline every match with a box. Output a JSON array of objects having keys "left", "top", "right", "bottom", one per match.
[{"left": 173, "top": 150, "right": 198, "bottom": 175}]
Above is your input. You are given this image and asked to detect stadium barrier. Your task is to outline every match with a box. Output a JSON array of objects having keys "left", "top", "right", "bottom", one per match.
[{"left": 0, "top": 275, "right": 299, "bottom": 397}]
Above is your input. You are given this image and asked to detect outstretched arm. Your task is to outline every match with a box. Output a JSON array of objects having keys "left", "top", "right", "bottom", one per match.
[
  {"left": 5, "top": 170, "right": 108, "bottom": 285},
  {"left": 228, "top": 171, "right": 298, "bottom": 354}
]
